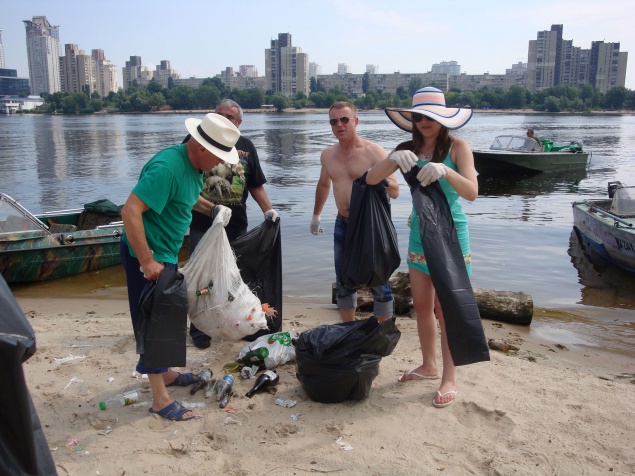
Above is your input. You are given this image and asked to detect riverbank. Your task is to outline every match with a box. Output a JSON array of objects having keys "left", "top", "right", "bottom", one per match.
[
  {"left": 152, "top": 107, "right": 635, "bottom": 115},
  {"left": 16, "top": 295, "right": 635, "bottom": 475}
]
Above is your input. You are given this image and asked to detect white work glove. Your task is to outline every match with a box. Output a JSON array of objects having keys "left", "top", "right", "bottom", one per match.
[
  {"left": 389, "top": 150, "right": 418, "bottom": 173},
  {"left": 264, "top": 209, "right": 279, "bottom": 222},
  {"left": 310, "top": 214, "right": 323, "bottom": 235},
  {"left": 416, "top": 162, "right": 449, "bottom": 186}
]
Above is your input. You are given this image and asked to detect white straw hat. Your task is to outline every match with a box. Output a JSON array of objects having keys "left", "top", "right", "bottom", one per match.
[{"left": 184, "top": 113, "right": 240, "bottom": 164}]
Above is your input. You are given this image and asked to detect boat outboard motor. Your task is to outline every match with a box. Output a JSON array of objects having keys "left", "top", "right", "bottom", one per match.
[{"left": 608, "top": 181, "right": 623, "bottom": 198}]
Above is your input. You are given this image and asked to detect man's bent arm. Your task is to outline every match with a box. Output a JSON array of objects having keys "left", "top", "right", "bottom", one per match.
[
  {"left": 192, "top": 195, "right": 214, "bottom": 216},
  {"left": 121, "top": 193, "right": 163, "bottom": 280}
]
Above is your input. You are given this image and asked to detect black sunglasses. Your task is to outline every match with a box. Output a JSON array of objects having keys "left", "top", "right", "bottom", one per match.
[
  {"left": 410, "top": 112, "right": 436, "bottom": 123},
  {"left": 329, "top": 116, "right": 355, "bottom": 126}
]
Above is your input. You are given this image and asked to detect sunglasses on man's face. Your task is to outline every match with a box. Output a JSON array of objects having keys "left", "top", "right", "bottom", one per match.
[
  {"left": 329, "top": 116, "right": 355, "bottom": 126},
  {"left": 410, "top": 113, "right": 436, "bottom": 124}
]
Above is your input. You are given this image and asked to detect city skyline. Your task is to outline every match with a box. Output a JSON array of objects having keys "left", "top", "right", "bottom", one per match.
[{"left": 1, "top": 0, "right": 633, "bottom": 90}]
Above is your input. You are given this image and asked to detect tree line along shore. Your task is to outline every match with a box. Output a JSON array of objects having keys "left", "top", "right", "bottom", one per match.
[{"left": 15, "top": 76, "right": 635, "bottom": 115}]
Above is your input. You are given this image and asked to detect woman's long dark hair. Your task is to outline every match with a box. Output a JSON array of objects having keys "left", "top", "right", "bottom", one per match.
[{"left": 395, "top": 124, "right": 452, "bottom": 163}]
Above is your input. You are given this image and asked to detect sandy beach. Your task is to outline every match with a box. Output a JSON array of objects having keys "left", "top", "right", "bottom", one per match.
[{"left": 13, "top": 290, "right": 634, "bottom": 476}]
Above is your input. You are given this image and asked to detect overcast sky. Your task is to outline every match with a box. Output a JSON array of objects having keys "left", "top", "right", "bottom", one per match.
[{"left": 2, "top": 0, "right": 633, "bottom": 89}]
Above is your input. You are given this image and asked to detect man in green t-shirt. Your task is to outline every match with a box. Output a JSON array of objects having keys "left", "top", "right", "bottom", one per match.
[{"left": 120, "top": 113, "right": 240, "bottom": 422}]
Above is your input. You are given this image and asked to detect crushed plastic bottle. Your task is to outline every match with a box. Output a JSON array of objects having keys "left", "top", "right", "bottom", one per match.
[
  {"left": 275, "top": 398, "right": 297, "bottom": 408},
  {"left": 204, "top": 378, "right": 218, "bottom": 399},
  {"left": 181, "top": 401, "right": 206, "bottom": 409}
]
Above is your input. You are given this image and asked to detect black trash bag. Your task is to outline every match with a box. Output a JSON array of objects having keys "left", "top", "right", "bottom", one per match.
[
  {"left": 0, "top": 275, "right": 57, "bottom": 476},
  {"left": 136, "top": 267, "right": 188, "bottom": 368},
  {"left": 231, "top": 216, "right": 283, "bottom": 342},
  {"left": 403, "top": 167, "right": 489, "bottom": 366},
  {"left": 295, "top": 316, "right": 401, "bottom": 403},
  {"left": 339, "top": 173, "right": 401, "bottom": 289}
]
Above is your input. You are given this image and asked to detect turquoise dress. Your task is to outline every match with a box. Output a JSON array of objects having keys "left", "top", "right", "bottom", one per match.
[{"left": 407, "top": 147, "right": 472, "bottom": 275}]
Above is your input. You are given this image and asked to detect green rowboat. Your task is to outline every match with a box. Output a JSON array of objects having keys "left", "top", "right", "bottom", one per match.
[{"left": 0, "top": 193, "right": 123, "bottom": 284}]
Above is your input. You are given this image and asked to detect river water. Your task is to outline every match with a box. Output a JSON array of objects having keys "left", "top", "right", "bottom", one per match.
[{"left": 1, "top": 111, "right": 634, "bottom": 357}]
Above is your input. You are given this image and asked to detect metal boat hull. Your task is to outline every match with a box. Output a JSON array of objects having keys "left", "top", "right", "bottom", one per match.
[
  {"left": 473, "top": 150, "right": 589, "bottom": 175},
  {"left": 572, "top": 200, "right": 635, "bottom": 273},
  {"left": 0, "top": 228, "right": 122, "bottom": 283}
]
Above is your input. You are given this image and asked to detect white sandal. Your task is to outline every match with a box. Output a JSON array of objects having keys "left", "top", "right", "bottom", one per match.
[{"left": 432, "top": 390, "right": 458, "bottom": 408}]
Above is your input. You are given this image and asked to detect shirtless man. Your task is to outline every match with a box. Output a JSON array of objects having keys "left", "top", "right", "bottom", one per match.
[{"left": 311, "top": 101, "right": 399, "bottom": 322}]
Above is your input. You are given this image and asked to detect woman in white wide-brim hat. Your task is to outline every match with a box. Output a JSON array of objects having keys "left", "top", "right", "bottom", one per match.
[{"left": 367, "top": 86, "right": 478, "bottom": 408}]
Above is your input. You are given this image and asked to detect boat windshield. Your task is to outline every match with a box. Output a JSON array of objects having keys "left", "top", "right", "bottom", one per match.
[
  {"left": 610, "top": 186, "right": 635, "bottom": 217},
  {"left": 490, "top": 135, "right": 541, "bottom": 152},
  {"left": 0, "top": 195, "right": 48, "bottom": 234}
]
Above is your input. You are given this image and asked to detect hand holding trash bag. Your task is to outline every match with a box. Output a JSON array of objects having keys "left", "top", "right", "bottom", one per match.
[
  {"left": 367, "top": 87, "right": 485, "bottom": 409},
  {"left": 264, "top": 209, "right": 278, "bottom": 222},
  {"left": 416, "top": 162, "right": 449, "bottom": 186},
  {"left": 389, "top": 150, "right": 418, "bottom": 173}
]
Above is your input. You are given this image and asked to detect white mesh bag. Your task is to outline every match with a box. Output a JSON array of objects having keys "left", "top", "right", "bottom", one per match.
[{"left": 179, "top": 206, "right": 268, "bottom": 340}]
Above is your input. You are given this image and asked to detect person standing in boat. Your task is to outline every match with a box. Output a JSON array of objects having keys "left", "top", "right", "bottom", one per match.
[
  {"left": 120, "top": 113, "right": 240, "bottom": 421},
  {"left": 366, "top": 87, "right": 477, "bottom": 408}
]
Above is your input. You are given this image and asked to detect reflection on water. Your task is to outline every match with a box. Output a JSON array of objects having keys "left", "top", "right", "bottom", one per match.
[
  {"left": 567, "top": 228, "right": 635, "bottom": 309},
  {"left": 479, "top": 168, "right": 588, "bottom": 197}
]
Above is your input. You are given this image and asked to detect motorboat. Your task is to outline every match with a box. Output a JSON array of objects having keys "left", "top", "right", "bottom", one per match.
[
  {"left": 473, "top": 135, "right": 590, "bottom": 175},
  {"left": 572, "top": 182, "right": 635, "bottom": 273},
  {"left": 0, "top": 193, "right": 123, "bottom": 284}
]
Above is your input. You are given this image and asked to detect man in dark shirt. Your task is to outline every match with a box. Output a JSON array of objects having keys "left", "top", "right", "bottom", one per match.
[{"left": 186, "top": 99, "right": 277, "bottom": 348}]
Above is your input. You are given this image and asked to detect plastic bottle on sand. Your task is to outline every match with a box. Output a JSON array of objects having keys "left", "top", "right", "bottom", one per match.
[
  {"left": 215, "top": 374, "right": 234, "bottom": 402},
  {"left": 99, "top": 388, "right": 146, "bottom": 410}
]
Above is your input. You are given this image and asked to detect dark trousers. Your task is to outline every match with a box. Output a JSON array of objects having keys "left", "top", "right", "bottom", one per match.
[{"left": 120, "top": 240, "right": 177, "bottom": 374}]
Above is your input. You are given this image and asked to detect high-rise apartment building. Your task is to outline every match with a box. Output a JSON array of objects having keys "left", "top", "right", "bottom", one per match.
[
  {"left": 59, "top": 44, "right": 95, "bottom": 93},
  {"left": 366, "top": 64, "right": 378, "bottom": 74},
  {"left": 337, "top": 63, "right": 350, "bottom": 75},
  {"left": 0, "top": 30, "right": 5, "bottom": 68},
  {"left": 239, "top": 65, "right": 258, "bottom": 77},
  {"left": 122, "top": 55, "right": 151, "bottom": 89},
  {"left": 431, "top": 61, "right": 461, "bottom": 76},
  {"left": 153, "top": 60, "right": 180, "bottom": 87},
  {"left": 590, "top": 41, "right": 628, "bottom": 94},
  {"left": 23, "top": 16, "right": 61, "bottom": 95},
  {"left": 92, "top": 49, "right": 118, "bottom": 97},
  {"left": 527, "top": 25, "right": 563, "bottom": 91},
  {"left": 309, "top": 62, "right": 322, "bottom": 78},
  {"left": 527, "top": 24, "right": 627, "bottom": 93},
  {"left": 265, "top": 33, "right": 309, "bottom": 97}
]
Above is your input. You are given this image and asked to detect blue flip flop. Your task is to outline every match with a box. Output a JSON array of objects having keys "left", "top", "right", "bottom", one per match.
[
  {"left": 149, "top": 401, "right": 194, "bottom": 421},
  {"left": 166, "top": 372, "right": 196, "bottom": 387}
]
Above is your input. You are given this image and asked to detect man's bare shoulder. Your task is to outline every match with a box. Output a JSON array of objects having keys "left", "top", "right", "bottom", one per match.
[
  {"left": 358, "top": 138, "right": 388, "bottom": 160},
  {"left": 321, "top": 142, "right": 342, "bottom": 160}
]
